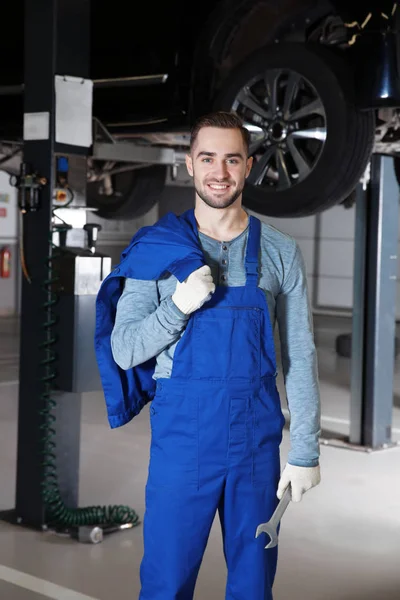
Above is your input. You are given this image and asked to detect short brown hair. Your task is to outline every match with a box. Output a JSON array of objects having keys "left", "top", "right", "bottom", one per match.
[{"left": 190, "top": 111, "right": 250, "bottom": 156}]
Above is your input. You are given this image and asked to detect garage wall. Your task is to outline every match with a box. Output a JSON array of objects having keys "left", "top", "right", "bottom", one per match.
[
  {"left": 264, "top": 207, "right": 355, "bottom": 313},
  {"left": 311, "top": 165, "right": 400, "bottom": 316},
  {"left": 0, "top": 171, "right": 19, "bottom": 316},
  {"left": 315, "top": 204, "right": 355, "bottom": 311},
  {"left": 267, "top": 191, "right": 400, "bottom": 318}
]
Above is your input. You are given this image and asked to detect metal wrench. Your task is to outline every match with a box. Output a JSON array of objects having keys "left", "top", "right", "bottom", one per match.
[{"left": 255, "top": 484, "right": 292, "bottom": 549}]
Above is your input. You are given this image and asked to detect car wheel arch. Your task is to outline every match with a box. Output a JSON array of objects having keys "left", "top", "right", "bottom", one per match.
[{"left": 190, "top": 0, "right": 338, "bottom": 116}]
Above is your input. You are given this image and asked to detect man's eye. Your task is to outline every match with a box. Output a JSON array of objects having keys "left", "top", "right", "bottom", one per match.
[
  {"left": 227, "top": 159, "right": 238, "bottom": 164},
  {"left": 202, "top": 158, "right": 212, "bottom": 163}
]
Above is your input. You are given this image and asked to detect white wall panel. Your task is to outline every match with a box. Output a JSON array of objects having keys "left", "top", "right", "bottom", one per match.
[
  {"left": 296, "top": 238, "right": 315, "bottom": 277},
  {"left": 0, "top": 171, "right": 18, "bottom": 240},
  {"left": 256, "top": 213, "right": 316, "bottom": 239},
  {"left": 317, "top": 277, "right": 353, "bottom": 308},
  {"left": 320, "top": 204, "right": 355, "bottom": 240},
  {"left": 318, "top": 240, "right": 354, "bottom": 279}
]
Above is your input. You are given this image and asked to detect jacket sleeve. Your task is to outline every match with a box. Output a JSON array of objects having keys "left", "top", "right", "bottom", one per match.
[
  {"left": 110, "top": 277, "right": 189, "bottom": 370},
  {"left": 276, "top": 242, "right": 321, "bottom": 468}
]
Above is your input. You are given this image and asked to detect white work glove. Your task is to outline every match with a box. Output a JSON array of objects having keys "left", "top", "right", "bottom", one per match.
[
  {"left": 172, "top": 265, "right": 215, "bottom": 315},
  {"left": 277, "top": 464, "right": 321, "bottom": 503}
]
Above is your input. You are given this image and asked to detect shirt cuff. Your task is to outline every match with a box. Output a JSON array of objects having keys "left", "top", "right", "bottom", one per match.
[
  {"left": 287, "top": 457, "right": 320, "bottom": 468},
  {"left": 163, "top": 295, "right": 190, "bottom": 322}
]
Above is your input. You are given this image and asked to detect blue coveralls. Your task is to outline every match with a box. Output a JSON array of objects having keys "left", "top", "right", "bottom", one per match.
[{"left": 139, "top": 216, "right": 285, "bottom": 600}]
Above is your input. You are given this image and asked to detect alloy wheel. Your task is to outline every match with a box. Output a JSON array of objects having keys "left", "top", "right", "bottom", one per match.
[{"left": 232, "top": 69, "right": 327, "bottom": 191}]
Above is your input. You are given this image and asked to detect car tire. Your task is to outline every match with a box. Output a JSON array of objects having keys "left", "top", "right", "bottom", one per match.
[
  {"left": 214, "top": 43, "right": 375, "bottom": 218},
  {"left": 87, "top": 166, "right": 166, "bottom": 220}
]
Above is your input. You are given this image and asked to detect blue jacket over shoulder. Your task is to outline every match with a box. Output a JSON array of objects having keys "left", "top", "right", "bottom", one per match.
[{"left": 94, "top": 209, "right": 205, "bottom": 429}]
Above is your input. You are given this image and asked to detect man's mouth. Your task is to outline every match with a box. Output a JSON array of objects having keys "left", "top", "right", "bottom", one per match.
[{"left": 207, "top": 183, "right": 231, "bottom": 191}]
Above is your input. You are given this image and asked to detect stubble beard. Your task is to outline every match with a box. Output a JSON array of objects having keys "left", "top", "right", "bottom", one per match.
[{"left": 194, "top": 179, "right": 245, "bottom": 210}]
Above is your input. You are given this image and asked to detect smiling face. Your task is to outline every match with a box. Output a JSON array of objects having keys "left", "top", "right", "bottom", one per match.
[{"left": 186, "top": 126, "right": 253, "bottom": 210}]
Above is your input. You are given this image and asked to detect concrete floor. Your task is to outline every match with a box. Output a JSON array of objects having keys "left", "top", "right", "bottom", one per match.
[{"left": 1, "top": 315, "right": 400, "bottom": 600}]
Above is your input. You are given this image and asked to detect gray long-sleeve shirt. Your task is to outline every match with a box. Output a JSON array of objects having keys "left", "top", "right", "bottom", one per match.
[{"left": 111, "top": 220, "right": 321, "bottom": 467}]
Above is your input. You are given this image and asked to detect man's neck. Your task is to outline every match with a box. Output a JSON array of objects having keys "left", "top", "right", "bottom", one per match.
[{"left": 194, "top": 201, "right": 249, "bottom": 242}]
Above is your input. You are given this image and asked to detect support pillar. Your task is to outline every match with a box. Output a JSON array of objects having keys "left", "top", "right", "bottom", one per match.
[
  {"left": 350, "top": 154, "right": 399, "bottom": 448},
  {"left": 13, "top": 0, "right": 90, "bottom": 528},
  {"left": 334, "top": 155, "right": 399, "bottom": 451}
]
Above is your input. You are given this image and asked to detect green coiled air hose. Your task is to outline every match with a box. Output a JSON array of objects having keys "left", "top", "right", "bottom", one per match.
[{"left": 38, "top": 222, "right": 140, "bottom": 529}]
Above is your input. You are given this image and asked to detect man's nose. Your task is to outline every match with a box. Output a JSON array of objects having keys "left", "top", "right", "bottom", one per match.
[{"left": 213, "top": 161, "right": 229, "bottom": 179}]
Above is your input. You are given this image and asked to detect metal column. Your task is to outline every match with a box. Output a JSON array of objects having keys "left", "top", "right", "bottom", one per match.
[
  {"left": 13, "top": 0, "right": 90, "bottom": 528},
  {"left": 349, "top": 154, "right": 399, "bottom": 449}
]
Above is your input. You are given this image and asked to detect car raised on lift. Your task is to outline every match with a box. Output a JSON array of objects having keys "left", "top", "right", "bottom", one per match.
[{"left": 0, "top": 0, "right": 399, "bottom": 220}]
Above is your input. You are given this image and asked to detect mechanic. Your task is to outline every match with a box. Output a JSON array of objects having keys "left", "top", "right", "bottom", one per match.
[{"left": 109, "top": 111, "right": 321, "bottom": 599}]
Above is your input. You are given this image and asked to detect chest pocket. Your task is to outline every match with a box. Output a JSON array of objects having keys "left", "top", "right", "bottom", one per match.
[{"left": 192, "top": 307, "right": 261, "bottom": 380}]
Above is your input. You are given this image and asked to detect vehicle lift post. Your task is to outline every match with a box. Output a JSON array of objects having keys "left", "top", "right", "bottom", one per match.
[
  {"left": 332, "top": 154, "right": 400, "bottom": 452},
  {"left": 0, "top": 0, "right": 92, "bottom": 529}
]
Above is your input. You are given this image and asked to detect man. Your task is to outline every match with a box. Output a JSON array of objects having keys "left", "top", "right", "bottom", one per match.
[{"left": 107, "top": 111, "right": 321, "bottom": 599}]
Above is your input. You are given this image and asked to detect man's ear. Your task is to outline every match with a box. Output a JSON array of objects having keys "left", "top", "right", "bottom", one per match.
[
  {"left": 245, "top": 156, "right": 253, "bottom": 178},
  {"left": 185, "top": 153, "right": 194, "bottom": 177}
]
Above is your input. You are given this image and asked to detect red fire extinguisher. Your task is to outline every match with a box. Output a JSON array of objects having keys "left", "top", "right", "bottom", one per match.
[{"left": 0, "top": 246, "right": 11, "bottom": 278}]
